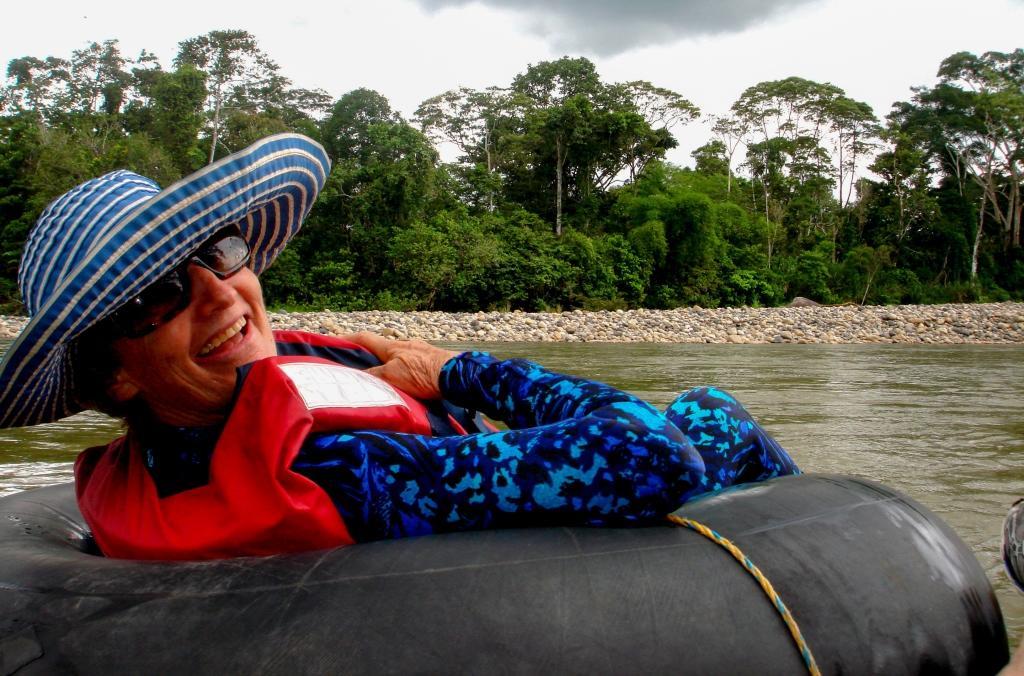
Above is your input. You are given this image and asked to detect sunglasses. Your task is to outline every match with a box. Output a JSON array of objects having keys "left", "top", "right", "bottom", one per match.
[{"left": 108, "top": 228, "right": 252, "bottom": 338}]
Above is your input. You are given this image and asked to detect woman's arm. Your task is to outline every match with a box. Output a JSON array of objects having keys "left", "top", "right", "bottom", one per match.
[
  {"left": 441, "top": 350, "right": 666, "bottom": 429},
  {"left": 292, "top": 351, "right": 705, "bottom": 542}
]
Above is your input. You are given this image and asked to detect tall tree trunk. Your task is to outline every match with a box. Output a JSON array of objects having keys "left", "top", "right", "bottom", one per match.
[
  {"left": 932, "top": 249, "right": 949, "bottom": 285},
  {"left": 555, "top": 136, "right": 565, "bottom": 236},
  {"left": 896, "top": 154, "right": 907, "bottom": 240},
  {"left": 971, "top": 195, "right": 985, "bottom": 280},
  {"left": 762, "top": 178, "right": 770, "bottom": 224},
  {"left": 861, "top": 269, "right": 876, "bottom": 305},
  {"left": 484, "top": 127, "right": 495, "bottom": 213},
  {"left": 837, "top": 129, "right": 845, "bottom": 208},
  {"left": 1013, "top": 198, "right": 1022, "bottom": 248},
  {"left": 1011, "top": 178, "right": 1021, "bottom": 248},
  {"left": 207, "top": 90, "right": 223, "bottom": 165}
]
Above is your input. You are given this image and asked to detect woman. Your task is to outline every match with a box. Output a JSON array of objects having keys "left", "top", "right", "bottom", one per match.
[{"left": 0, "top": 134, "right": 799, "bottom": 560}]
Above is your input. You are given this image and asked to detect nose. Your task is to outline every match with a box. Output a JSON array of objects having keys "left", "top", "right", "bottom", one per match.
[{"left": 188, "top": 264, "right": 235, "bottom": 317}]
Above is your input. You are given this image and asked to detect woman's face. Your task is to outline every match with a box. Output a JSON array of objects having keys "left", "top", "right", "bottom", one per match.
[{"left": 109, "top": 264, "right": 277, "bottom": 427}]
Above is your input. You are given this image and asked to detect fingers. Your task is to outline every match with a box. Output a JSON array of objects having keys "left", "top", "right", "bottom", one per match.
[
  {"left": 343, "top": 332, "right": 444, "bottom": 362},
  {"left": 363, "top": 364, "right": 385, "bottom": 379},
  {"left": 344, "top": 331, "right": 407, "bottom": 364},
  {"left": 342, "top": 331, "right": 393, "bottom": 360},
  {"left": 339, "top": 332, "right": 454, "bottom": 397}
]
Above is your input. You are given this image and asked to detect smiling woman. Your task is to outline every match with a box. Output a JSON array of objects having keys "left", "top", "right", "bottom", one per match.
[
  {"left": 0, "top": 132, "right": 1012, "bottom": 672},
  {"left": 0, "top": 132, "right": 805, "bottom": 562},
  {"left": 72, "top": 227, "right": 278, "bottom": 427}
]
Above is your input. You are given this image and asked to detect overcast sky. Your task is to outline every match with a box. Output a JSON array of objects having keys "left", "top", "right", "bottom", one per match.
[{"left": 4, "top": 0, "right": 1023, "bottom": 166}]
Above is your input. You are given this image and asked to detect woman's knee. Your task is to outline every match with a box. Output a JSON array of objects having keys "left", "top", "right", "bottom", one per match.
[{"left": 667, "top": 386, "right": 746, "bottom": 418}]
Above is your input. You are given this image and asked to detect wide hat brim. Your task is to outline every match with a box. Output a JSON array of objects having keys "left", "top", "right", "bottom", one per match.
[{"left": 0, "top": 133, "right": 331, "bottom": 428}]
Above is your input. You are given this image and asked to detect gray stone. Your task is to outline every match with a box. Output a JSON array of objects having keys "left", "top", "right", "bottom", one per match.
[{"left": 789, "top": 297, "right": 820, "bottom": 307}]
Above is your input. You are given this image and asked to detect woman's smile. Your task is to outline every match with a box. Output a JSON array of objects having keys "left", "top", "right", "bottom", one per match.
[{"left": 198, "top": 316, "right": 249, "bottom": 358}]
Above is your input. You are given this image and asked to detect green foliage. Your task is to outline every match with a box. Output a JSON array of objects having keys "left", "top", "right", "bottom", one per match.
[
  {"left": 556, "top": 229, "right": 617, "bottom": 303},
  {"left": 836, "top": 245, "right": 894, "bottom": 304},
  {"left": 786, "top": 247, "right": 835, "bottom": 304},
  {"left": 691, "top": 140, "right": 729, "bottom": 176},
  {"left": 0, "top": 39, "right": 1019, "bottom": 313},
  {"left": 218, "top": 111, "right": 290, "bottom": 156},
  {"left": 388, "top": 212, "right": 501, "bottom": 309},
  {"left": 722, "top": 268, "right": 782, "bottom": 307},
  {"left": 487, "top": 223, "right": 573, "bottom": 310},
  {"left": 126, "top": 65, "right": 207, "bottom": 175},
  {"left": 322, "top": 88, "right": 399, "bottom": 163},
  {"left": 626, "top": 220, "right": 668, "bottom": 270},
  {"left": 595, "top": 234, "right": 648, "bottom": 305}
]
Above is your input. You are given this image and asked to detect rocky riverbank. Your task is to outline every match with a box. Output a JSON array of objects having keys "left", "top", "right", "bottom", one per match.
[{"left": 2, "top": 302, "right": 1021, "bottom": 344}]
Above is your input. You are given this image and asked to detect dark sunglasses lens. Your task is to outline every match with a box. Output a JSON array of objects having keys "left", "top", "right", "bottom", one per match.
[
  {"left": 195, "top": 235, "right": 249, "bottom": 275},
  {"left": 115, "top": 272, "right": 188, "bottom": 337},
  {"left": 110, "top": 231, "right": 249, "bottom": 338}
]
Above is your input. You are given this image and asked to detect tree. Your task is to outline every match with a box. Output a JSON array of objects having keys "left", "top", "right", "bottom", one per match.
[
  {"left": 742, "top": 136, "right": 797, "bottom": 266},
  {"left": 510, "top": 57, "right": 601, "bottom": 106},
  {"left": 2, "top": 57, "right": 58, "bottom": 116},
  {"left": 322, "top": 88, "right": 400, "bottom": 163},
  {"left": 605, "top": 80, "right": 698, "bottom": 182},
  {"left": 691, "top": 140, "right": 730, "bottom": 176},
  {"left": 911, "top": 50, "right": 1024, "bottom": 279},
  {"left": 525, "top": 95, "right": 591, "bottom": 236},
  {"left": 510, "top": 58, "right": 602, "bottom": 235},
  {"left": 503, "top": 57, "right": 695, "bottom": 235},
  {"left": 708, "top": 114, "right": 749, "bottom": 194},
  {"left": 65, "top": 40, "right": 134, "bottom": 117},
  {"left": 415, "top": 86, "right": 510, "bottom": 210},
  {"left": 730, "top": 77, "right": 878, "bottom": 261},
  {"left": 312, "top": 109, "right": 440, "bottom": 283},
  {"left": 2, "top": 41, "right": 142, "bottom": 124},
  {"left": 416, "top": 57, "right": 695, "bottom": 236},
  {"left": 174, "top": 30, "right": 281, "bottom": 163},
  {"left": 829, "top": 96, "right": 879, "bottom": 209},
  {"left": 387, "top": 212, "right": 500, "bottom": 309},
  {"left": 841, "top": 244, "right": 894, "bottom": 304},
  {"left": 127, "top": 65, "right": 208, "bottom": 175},
  {"left": 867, "top": 121, "right": 938, "bottom": 245},
  {"left": 0, "top": 115, "right": 41, "bottom": 309},
  {"left": 218, "top": 110, "right": 291, "bottom": 156}
]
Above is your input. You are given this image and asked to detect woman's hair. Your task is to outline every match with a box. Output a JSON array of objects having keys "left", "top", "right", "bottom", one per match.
[{"left": 70, "top": 321, "right": 142, "bottom": 424}]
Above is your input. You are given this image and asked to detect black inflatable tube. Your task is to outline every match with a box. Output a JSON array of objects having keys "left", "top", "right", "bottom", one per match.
[{"left": 0, "top": 474, "right": 1009, "bottom": 675}]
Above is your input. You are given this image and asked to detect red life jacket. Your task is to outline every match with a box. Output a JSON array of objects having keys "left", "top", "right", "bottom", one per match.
[{"left": 75, "top": 334, "right": 467, "bottom": 561}]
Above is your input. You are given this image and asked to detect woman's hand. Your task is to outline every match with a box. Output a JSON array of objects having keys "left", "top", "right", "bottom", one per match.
[{"left": 343, "top": 332, "right": 457, "bottom": 400}]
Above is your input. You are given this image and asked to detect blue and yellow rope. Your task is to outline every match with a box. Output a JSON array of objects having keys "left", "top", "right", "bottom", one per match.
[{"left": 666, "top": 514, "right": 821, "bottom": 676}]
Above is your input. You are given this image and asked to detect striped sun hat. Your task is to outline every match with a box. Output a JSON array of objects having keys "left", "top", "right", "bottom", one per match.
[{"left": 0, "top": 133, "right": 331, "bottom": 428}]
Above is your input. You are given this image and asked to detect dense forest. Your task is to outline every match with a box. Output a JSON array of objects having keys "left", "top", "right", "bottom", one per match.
[{"left": 1, "top": 31, "right": 1021, "bottom": 313}]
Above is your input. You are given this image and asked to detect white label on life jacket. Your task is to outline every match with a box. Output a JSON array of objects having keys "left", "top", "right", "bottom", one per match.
[{"left": 278, "top": 363, "right": 408, "bottom": 410}]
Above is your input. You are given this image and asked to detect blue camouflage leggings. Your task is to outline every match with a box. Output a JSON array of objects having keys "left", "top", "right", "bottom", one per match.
[
  {"left": 667, "top": 386, "right": 799, "bottom": 495},
  {"left": 294, "top": 386, "right": 799, "bottom": 542}
]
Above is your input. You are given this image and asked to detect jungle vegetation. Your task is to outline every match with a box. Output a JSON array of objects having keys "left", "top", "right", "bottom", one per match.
[{"left": 1, "top": 31, "right": 1021, "bottom": 312}]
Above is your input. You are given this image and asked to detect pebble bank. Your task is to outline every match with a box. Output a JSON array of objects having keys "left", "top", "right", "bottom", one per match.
[{"left": 3, "top": 302, "right": 1020, "bottom": 344}]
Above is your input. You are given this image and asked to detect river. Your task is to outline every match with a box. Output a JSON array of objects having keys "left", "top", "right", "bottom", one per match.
[{"left": 1, "top": 341, "right": 1022, "bottom": 644}]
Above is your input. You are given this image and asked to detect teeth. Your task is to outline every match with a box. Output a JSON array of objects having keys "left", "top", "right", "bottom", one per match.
[{"left": 199, "top": 317, "right": 246, "bottom": 356}]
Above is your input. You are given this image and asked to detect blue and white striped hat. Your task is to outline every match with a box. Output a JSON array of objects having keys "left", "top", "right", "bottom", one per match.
[{"left": 0, "top": 133, "right": 331, "bottom": 428}]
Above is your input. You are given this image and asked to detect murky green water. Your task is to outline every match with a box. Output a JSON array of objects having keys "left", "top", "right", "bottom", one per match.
[{"left": 2, "top": 341, "right": 1022, "bottom": 643}]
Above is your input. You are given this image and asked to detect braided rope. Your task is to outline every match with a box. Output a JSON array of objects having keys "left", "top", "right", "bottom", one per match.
[{"left": 666, "top": 514, "right": 821, "bottom": 675}]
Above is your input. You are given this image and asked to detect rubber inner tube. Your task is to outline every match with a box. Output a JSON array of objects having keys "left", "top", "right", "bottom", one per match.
[{"left": 0, "top": 474, "right": 1009, "bottom": 674}]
